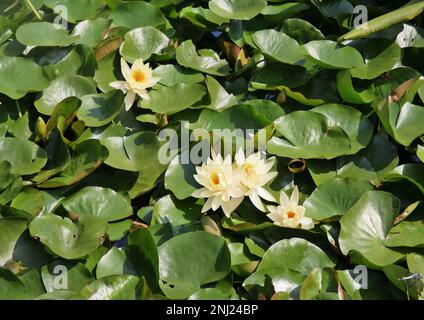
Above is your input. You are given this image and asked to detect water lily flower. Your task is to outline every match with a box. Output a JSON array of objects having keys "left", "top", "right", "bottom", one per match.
[
  {"left": 192, "top": 151, "right": 245, "bottom": 217},
  {"left": 235, "top": 149, "right": 277, "bottom": 212},
  {"left": 109, "top": 58, "right": 160, "bottom": 111},
  {"left": 267, "top": 186, "right": 314, "bottom": 230}
]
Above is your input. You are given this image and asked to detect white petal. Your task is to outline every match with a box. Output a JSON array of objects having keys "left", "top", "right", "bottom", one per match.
[
  {"left": 109, "top": 81, "right": 127, "bottom": 92},
  {"left": 279, "top": 190, "right": 290, "bottom": 208},
  {"left": 202, "top": 197, "right": 214, "bottom": 213},
  {"left": 267, "top": 211, "right": 281, "bottom": 223},
  {"left": 260, "top": 171, "right": 278, "bottom": 185},
  {"left": 121, "top": 58, "right": 131, "bottom": 82},
  {"left": 221, "top": 197, "right": 244, "bottom": 217},
  {"left": 257, "top": 187, "right": 277, "bottom": 202},
  {"left": 235, "top": 148, "right": 245, "bottom": 165},
  {"left": 132, "top": 58, "right": 145, "bottom": 70},
  {"left": 266, "top": 205, "right": 278, "bottom": 214},
  {"left": 249, "top": 190, "right": 265, "bottom": 212},
  {"left": 300, "top": 216, "right": 315, "bottom": 230},
  {"left": 137, "top": 91, "right": 150, "bottom": 101},
  {"left": 124, "top": 91, "right": 136, "bottom": 111},
  {"left": 290, "top": 185, "right": 299, "bottom": 206},
  {"left": 223, "top": 153, "right": 232, "bottom": 165},
  {"left": 211, "top": 196, "right": 221, "bottom": 211},
  {"left": 192, "top": 188, "right": 208, "bottom": 198}
]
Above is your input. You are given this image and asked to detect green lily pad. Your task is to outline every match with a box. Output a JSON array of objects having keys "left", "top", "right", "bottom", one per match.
[
  {"left": 267, "top": 110, "right": 352, "bottom": 159},
  {"left": 385, "top": 221, "right": 424, "bottom": 248},
  {"left": 41, "top": 260, "right": 94, "bottom": 292},
  {"left": 35, "top": 75, "right": 97, "bottom": 115},
  {"left": 304, "top": 178, "right": 373, "bottom": 221},
  {"left": 109, "top": 1, "right": 166, "bottom": 29},
  {"left": 300, "top": 268, "right": 341, "bottom": 300},
  {"left": 209, "top": 0, "right": 267, "bottom": 20},
  {"left": 16, "top": 22, "right": 79, "bottom": 47},
  {"left": 62, "top": 186, "right": 133, "bottom": 222},
  {"left": 0, "top": 218, "right": 27, "bottom": 266},
  {"left": 0, "top": 138, "right": 47, "bottom": 175},
  {"left": 252, "top": 29, "right": 305, "bottom": 65},
  {"left": 101, "top": 131, "right": 165, "bottom": 172},
  {"left": 0, "top": 56, "right": 50, "bottom": 99},
  {"left": 96, "top": 247, "right": 136, "bottom": 279},
  {"left": 29, "top": 214, "right": 107, "bottom": 260},
  {"left": 258, "top": 238, "right": 335, "bottom": 275},
  {"left": 158, "top": 231, "right": 231, "bottom": 299},
  {"left": 243, "top": 267, "right": 306, "bottom": 298},
  {"left": 120, "top": 26, "right": 169, "bottom": 63},
  {"left": 139, "top": 83, "right": 206, "bottom": 114},
  {"left": 303, "top": 40, "right": 364, "bottom": 69},
  {"left": 339, "top": 191, "right": 404, "bottom": 268},
  {"left": 164, "top": 155, "right": 199, "bottom": 200},
  {"left": 176, "top": 40, "right": 231, "bottom": 76},
  {"left": 72, "top": 275, "right": 140, "bottom": 300},
  {"left": 77, "top": 91, "right": 124, "bottom": 127}
]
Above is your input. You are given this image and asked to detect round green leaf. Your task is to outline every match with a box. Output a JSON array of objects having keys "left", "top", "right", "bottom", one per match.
[
  {"left": 120, "top": 27, "right": 169, "bottom": 63},
  {"left": 101, "top": 131, "right": 165, "bottom": 172},
  {"left": 385, "top": 221, "right": 424, "bottom": 248},
  {"left": 43, "top": 0, "right": 105, "bottom": 23},
  {"left": 72, "top": 275, "right": 140, "bottom": 300},
  {"left": 209, "top": 0, "right": 267, "bottom": 20},
  {"left": 0, "top": 56, "right": 50, "bottom": 99},
  {"left": 139, "top": 83, "right": 206, "bottom": 114},
  {"left": 303, "top": 40, "right": 364, "bottom": 69},
  {"left": 77, "top": 91, "right": 124, "bottom": 127},
  {"left": 96, "top": 247, "right": 136, "bottom": 279},
  {"left": 267, "top": 111, "right": 352, "bottom": 159},
  {"left": 35, "top": 75, "right": 97, "bottom": 115},
  {"left": 0, "top": 138, "right": 47, "bottom": 175},
  {"left": 62, "top": 186, "right": 133, "bottom": 222},
  {"left": 0, "top": 218, "right": 27, "bottom": 267},
  {"left": 109, "top": 1, "right": 166, "bottom": 29},
  {"left": 0, "top": 269, "right": 26, "bottom": 300},
  {"left": 300, "top": 268, "right": 341, "bottom": 300},
  {"left": 29, "top": 214, "right": 107, "bottom": 260},
  {"left": 164, "top": 155, "right": 199, "bottom": 200},
  {"left": 176, "top": 40, "right": 231, "bottom": 76},
  {"left": 258, "top": 238, "right": 335, "bottom": 275},
  {"left": 154, "top": 194, "right": 203, "bottom": 227},
  {"left": 158, "top": 231, "right": 231, "bottom": 299},
  {"left": 16, "top": 22, "right": 78, "bottom": 47},
  {"left": 243, "top": 267, "right": 306, "bottom": 298},
  {"left": 304, "top": 178, "right": 373, "bottom": 221},
  {"left": 153, "top": 65, "right": 204, "bottom": 87},
  {"left": 252, "top": 29, "right": 305, "bottom": 64},
  {"left": 41, "top": 260, "right": 94, "bottom": 293},
  {"left": 339, "top": 191, "right": 404, "bottom": 268}
]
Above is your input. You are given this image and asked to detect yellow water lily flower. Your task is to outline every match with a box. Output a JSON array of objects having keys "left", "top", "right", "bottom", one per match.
[
  {"left": 109, "top": 58, "right": 160, "bottom": 111},
  {"left": 235, "top": 149, "right": 277, "bottom": 212},
  {"left": 267, "top": 186, "right": 314, "bottom": 230},
  {"left": 192, "top": 150, "right": 245, "bottom": 217}
]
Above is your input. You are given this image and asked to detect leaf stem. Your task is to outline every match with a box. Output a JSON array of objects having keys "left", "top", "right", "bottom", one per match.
[
  {"left": 16, "top": 101, "right": 22, "bottom": 117},
  {"left": 25, "top": 0, "right": 42, "bottom": 21}
]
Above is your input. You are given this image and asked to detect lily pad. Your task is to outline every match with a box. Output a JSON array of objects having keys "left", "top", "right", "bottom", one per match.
[
  {"left": 158, "top": 231, "right": 231, "bottom": 299},
  {"left": 29, "top": 215, "right": 107, "bottom": 260},
  {"left": 339, "top": 191, "right": 403, "bottom": 268}
]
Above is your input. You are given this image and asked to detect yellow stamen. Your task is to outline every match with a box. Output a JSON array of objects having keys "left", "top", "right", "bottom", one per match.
[
  {"left": 211, "top": 173, "right": 220, "bottom": 185},
  {"left": 244, "top": 164, "right": 256, "bottom": 177},
  {"left": 132, "top": 69, "right": 145, "bottom": 83},
  {"left": 287, "top": 210, "right": 296, "bottom": 219}
]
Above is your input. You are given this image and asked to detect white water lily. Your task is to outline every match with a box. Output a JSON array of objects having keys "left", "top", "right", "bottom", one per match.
[
  {"left": 109, "top": 58, "right": 160, "bottom": 111},
  {"left": 267, "top": 186, "right": 314, "bottom": 230},
  {"left": 235, "top": 149, "right": 277, "bottom": 212},
  {"left": 192, "top": 151, "right": 245, "bottom": 217}
]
